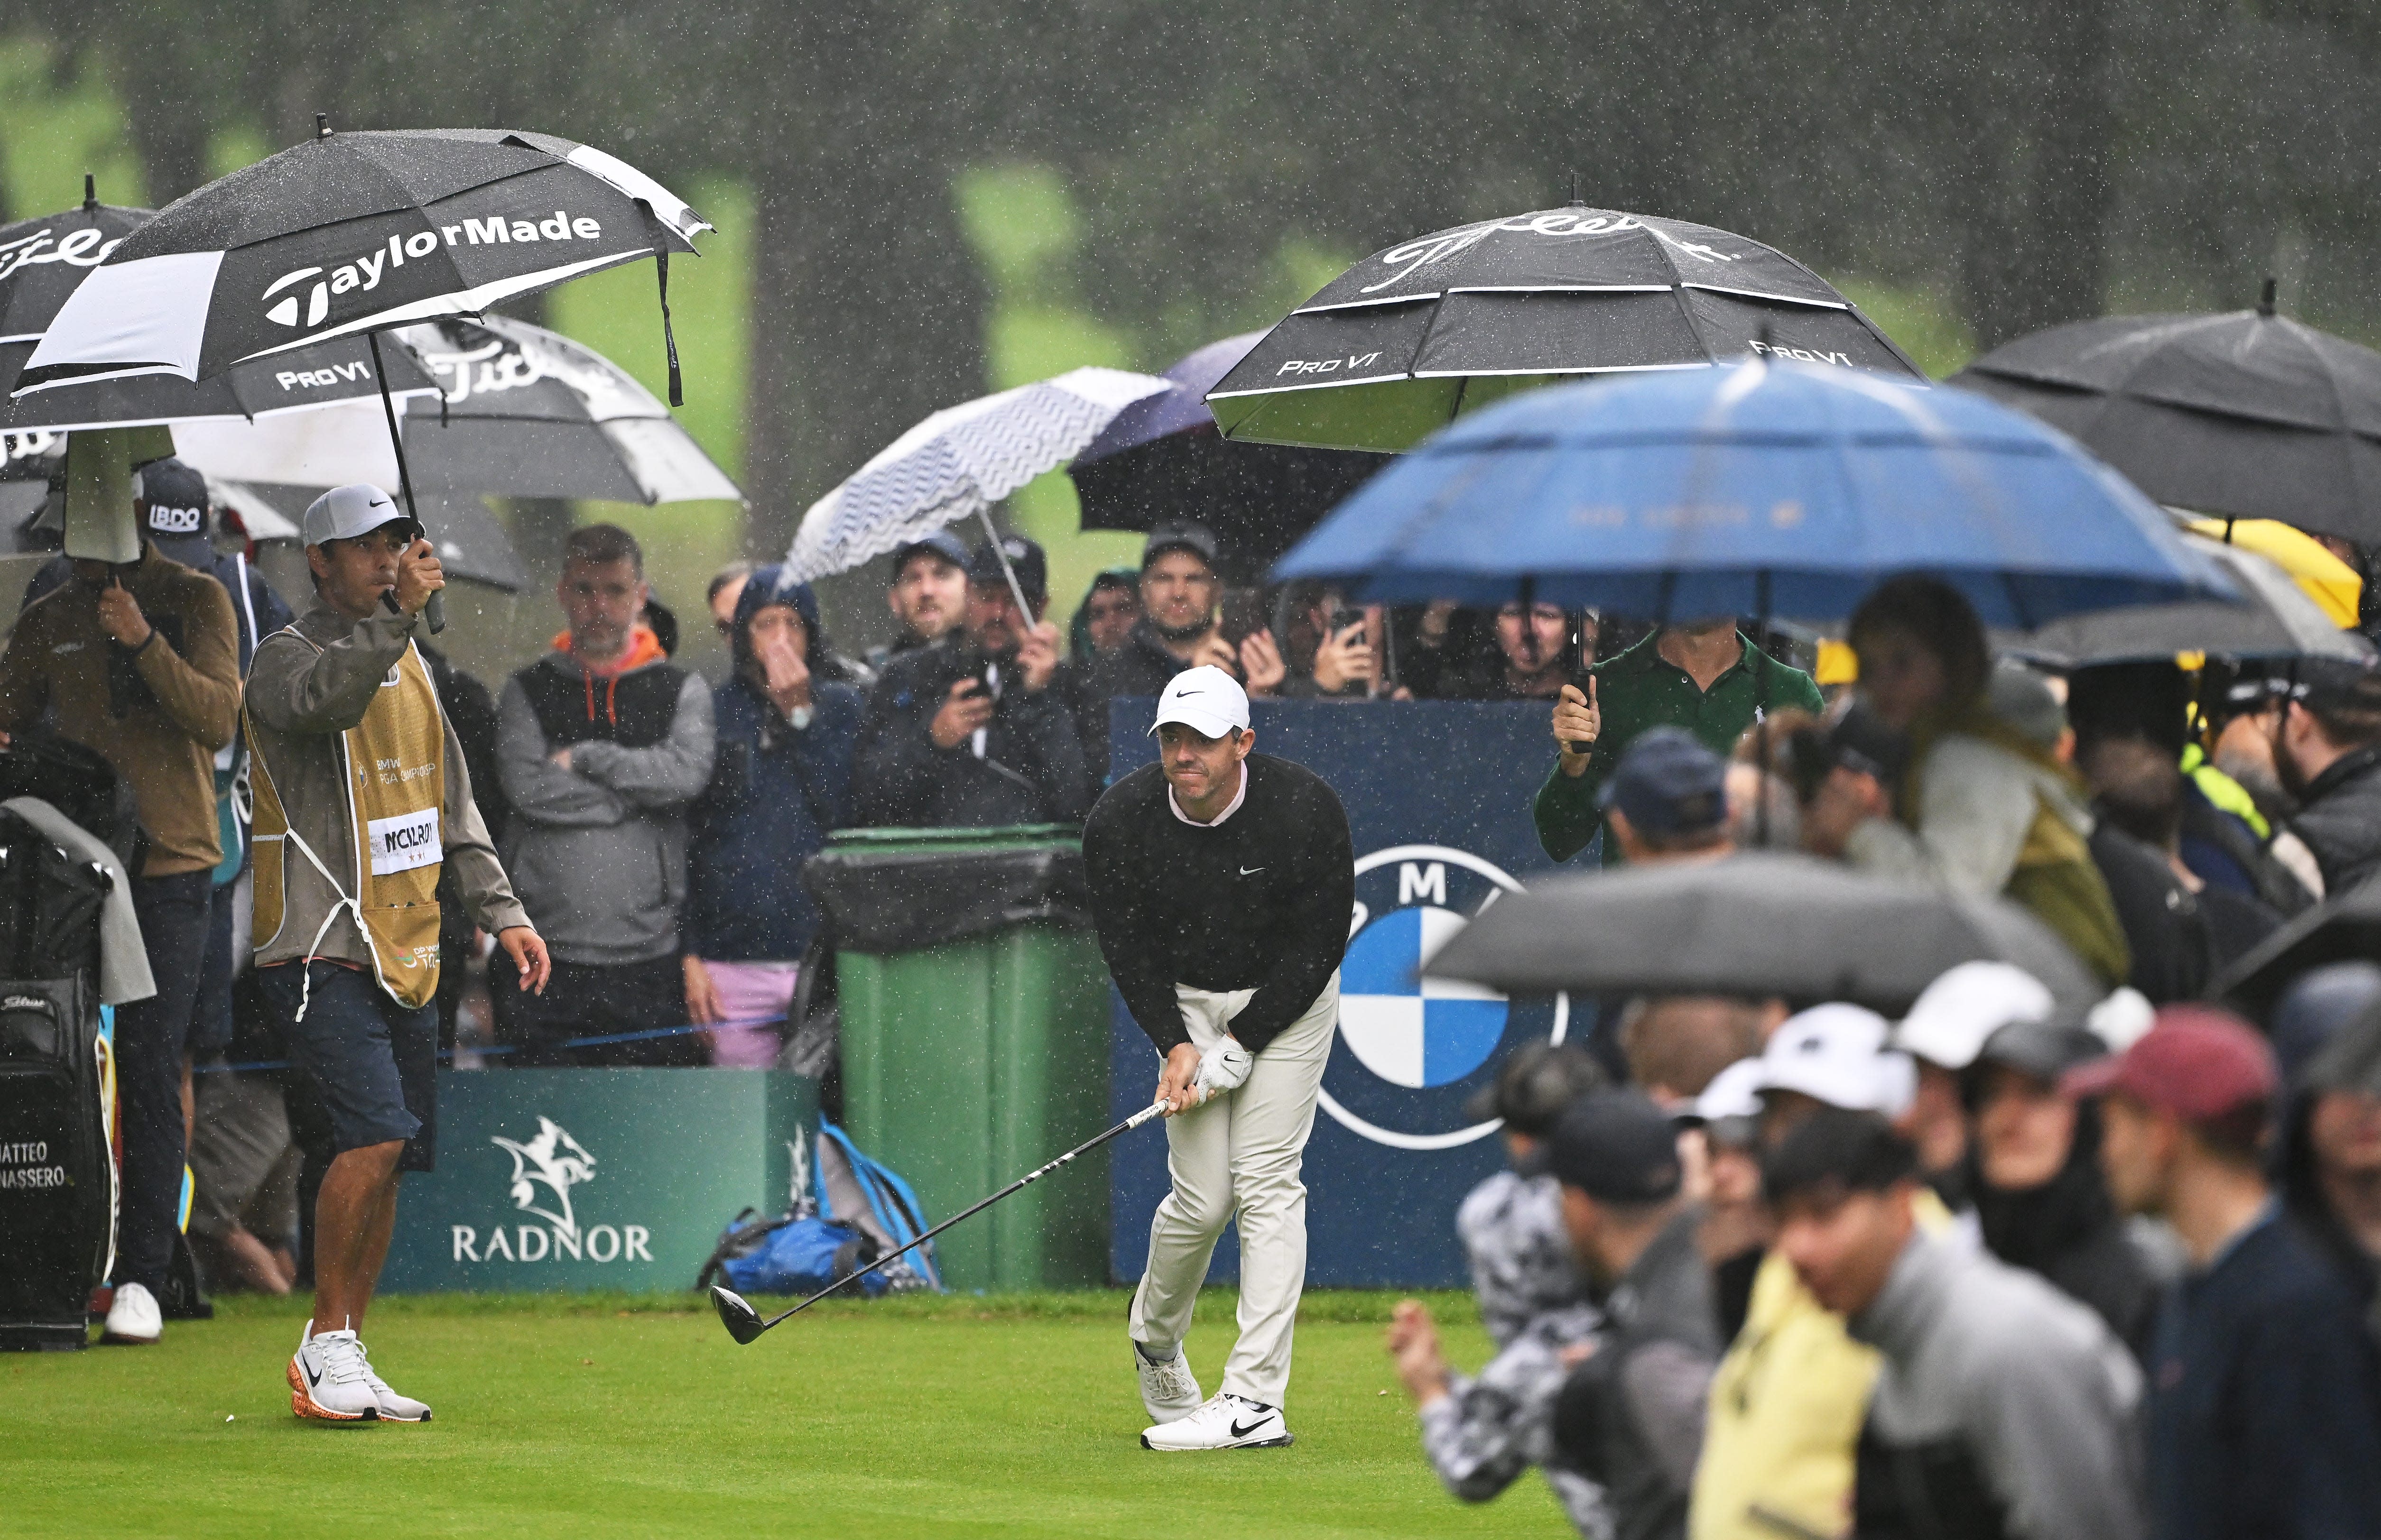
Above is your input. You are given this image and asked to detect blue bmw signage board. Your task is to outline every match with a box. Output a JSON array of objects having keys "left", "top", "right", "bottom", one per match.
[{"left": 1106, "top": 699, "right": 1573, "bottom": 1287}]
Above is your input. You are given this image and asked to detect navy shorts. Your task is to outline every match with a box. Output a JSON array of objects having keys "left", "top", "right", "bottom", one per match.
[{"left": 258, "top": 960, "right": 438, "bottom": 1171}]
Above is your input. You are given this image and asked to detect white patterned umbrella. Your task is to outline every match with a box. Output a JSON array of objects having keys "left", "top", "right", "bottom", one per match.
[{"left": 784, "top": 366, "right": 1169, "bottom": 603}]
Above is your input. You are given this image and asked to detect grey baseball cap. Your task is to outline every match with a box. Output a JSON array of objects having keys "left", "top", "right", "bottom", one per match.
[{"left": 302, "top": 484, "right": 419, "bottom": 547}]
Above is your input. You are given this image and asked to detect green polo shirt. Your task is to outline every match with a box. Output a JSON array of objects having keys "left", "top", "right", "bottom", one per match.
[{"left": 1532, "top": 630, "right": 1825, "bottom": 863}]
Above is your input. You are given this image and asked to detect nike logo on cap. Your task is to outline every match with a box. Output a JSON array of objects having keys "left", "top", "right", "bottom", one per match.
[{"left": 1239, "top": 867, "right": 1265, "bottom": 875}]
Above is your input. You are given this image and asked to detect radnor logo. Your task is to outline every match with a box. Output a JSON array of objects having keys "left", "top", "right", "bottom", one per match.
[
  {"left": 451, "top": 1115, "right": 652, "bottom": 1263},
  {"left": 262, "top": 211, "right": 611, "bottom": 329}
]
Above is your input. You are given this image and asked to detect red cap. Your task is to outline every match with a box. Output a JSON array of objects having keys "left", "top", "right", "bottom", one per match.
[{"left": 2060, "top": 1005, "right": 2276, "bottom": 1122}]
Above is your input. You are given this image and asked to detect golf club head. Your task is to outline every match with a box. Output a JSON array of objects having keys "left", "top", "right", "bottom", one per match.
[{"left": 711, "top": 1285, "right": 766, "bottom": 1345}]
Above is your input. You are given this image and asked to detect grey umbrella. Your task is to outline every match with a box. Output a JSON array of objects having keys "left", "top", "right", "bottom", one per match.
[
  {"left": 1424, "top": 852, "right": 2101, "bottom": 1019},
  {"left": 220, "top": 479, "right": 526, "bottom": 591},
  {"left": 2005, "top": 532, "right": 2374, "bottom": 671},
  {"left": 2212, "top": 873, "right": 2381, "bottom": 1022}
]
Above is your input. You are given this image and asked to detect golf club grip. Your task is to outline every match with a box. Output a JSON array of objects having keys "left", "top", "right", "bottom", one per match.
[
  {"left": 771, "top": 1102, "right": 1167, "bottom": 1323},
  {"left": 424, "top": 591, "right": 446, "bottom": 635}
]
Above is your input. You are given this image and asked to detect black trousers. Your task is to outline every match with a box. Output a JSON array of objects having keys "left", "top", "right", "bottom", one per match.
[
  {"left": 114, "top": 871, "right": 215, "bottom": 1291},
  {"left": 491, "top": 954, "right": 704, "bottom": 1067}
]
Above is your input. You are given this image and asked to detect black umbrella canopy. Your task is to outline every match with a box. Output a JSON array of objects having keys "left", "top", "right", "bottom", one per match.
[
  {"left": 1950, "top": 293, "right": 2381, "bottom": 544},
  {"left": 0, "top": 331, "right": 440, "bottom": 434},
  {"left": 2212, "top": 874, "right": 2381, "bottom": 1023},
  {"left": 1423, "top": 852, "right": 2100, "bottom": 1020},
  {"left": 2005, "top": 532, "right": 2376, "bottom": 670},
  {"left": 0, "top": 182, "right": 145, "bottom": 343},
  {"left": 19, "top": 127, "right": 708, "bottom": 395},
  {"left": 1206, "top": 205, "right": 1923, "bottom": 452},
  {"left": 394, "top": 314, "right": 741, "bottom": 505}
]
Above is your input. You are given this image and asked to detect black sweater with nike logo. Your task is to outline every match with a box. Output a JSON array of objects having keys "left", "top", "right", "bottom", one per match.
[{"left": 1082, "top": 753, "right": 1353, "bottom": 1056}]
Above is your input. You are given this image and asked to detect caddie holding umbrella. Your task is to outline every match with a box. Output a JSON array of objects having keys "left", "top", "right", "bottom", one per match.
[{"left": 245, "top": 484, "right": 550, "bottom": 1423}]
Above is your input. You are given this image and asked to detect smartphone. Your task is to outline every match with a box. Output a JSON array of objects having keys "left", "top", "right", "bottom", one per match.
[
  {"left": 1328, "top": 605, "right": 1364, "bottom": 641},
  {"left": 1220, "top": 588, "right": 1267, "bottom": 647}
]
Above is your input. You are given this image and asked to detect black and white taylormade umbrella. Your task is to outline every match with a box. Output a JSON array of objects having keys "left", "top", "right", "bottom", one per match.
[
  {"left": 19, "top": 124, "right": 710, "bottom": 404},
  {"left": 0, "top": 187, "right": 443, "bottom": 433},
  {"left": 394, "top": 314, "right": 740, "bottom": 504},
  {"left": 1207, "top": 203, "right": 1923, "bottom": 452},
  {"left": 786, "top": 366, "right": 1168, "bottom": 611}
]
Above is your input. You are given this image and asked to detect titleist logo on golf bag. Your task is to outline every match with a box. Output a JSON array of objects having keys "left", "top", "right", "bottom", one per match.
[
  {"left": 261, "top": 211, "right": 611, "bottom": 329},
  {"left": 2, "top": 995, "right": 50, "bottom": 1011}
]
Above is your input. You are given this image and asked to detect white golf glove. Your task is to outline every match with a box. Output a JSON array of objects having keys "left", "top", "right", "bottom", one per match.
[{"left": 1192, "top": 1037, "right": 1253, "bottom": 1103}]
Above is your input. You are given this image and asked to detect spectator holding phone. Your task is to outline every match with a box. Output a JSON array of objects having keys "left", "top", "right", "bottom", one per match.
[{"left": 854, "top": 535, "right": 1091, "bottom": 828}]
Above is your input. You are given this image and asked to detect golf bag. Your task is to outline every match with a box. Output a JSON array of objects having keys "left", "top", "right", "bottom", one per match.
[
  {"left": 698, "top": 1123, "right": 941, "bottom": 1298},
  {"left": 0, "top": 805, "right": 117, "bottom": 1351}
]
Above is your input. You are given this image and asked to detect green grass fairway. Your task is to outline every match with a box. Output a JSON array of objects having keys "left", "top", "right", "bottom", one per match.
[{"left": 3, "top": 1290, "right": 1565, "bottom": 1539}]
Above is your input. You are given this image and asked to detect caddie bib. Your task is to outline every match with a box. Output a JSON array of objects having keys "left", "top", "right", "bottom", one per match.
[{"left": 249, "top": 637, "right": 446, "bottom": 1010}]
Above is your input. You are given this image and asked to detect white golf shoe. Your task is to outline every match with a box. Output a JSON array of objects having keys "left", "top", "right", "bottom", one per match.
[
  {"left": 288, "top": 1320, "right": 380, "bottom": 1422},
  {"left": 354, "top": 1338, "right": 433, "bottom": 1422},
  {"left": 1134, "top": 1342, "right": 1203, "bottom": 1423},
  {"left": 100, "top": 1282, "right": 162, "bottom": 1345},
  {"left": 1140, "top": 1392, "right": 1293, "bottom": 1451}
]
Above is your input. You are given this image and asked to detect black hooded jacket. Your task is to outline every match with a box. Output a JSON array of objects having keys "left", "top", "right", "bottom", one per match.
[{"left": 1968, "top": 1104, "right": 2165, "bottom": 1362}]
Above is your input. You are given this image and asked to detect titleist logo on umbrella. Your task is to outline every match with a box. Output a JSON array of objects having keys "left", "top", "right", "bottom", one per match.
[
  {"left": 261, "top": 210, "right": 611, "bottom": 329},
  {"left": 0, "top": 226, "right": 125, "bottom": 286}
]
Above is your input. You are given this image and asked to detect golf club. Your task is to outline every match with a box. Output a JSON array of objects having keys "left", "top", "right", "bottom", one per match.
[{"left": 712, "top": 1099, "right": 1172, "bottom": 1345}]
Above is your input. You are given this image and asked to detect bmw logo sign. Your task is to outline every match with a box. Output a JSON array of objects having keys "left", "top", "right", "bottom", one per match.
[{"left": 1322, "top": 845, "right": 1567, "bottom": 1150}]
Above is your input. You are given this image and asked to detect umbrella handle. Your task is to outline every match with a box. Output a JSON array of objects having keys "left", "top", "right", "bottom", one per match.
[
  {"left": 369, "top": 331, "right": 443, "bottom": 635},
  {"left": 973, "top": 507, "right": 1037, "bottom": 628}
]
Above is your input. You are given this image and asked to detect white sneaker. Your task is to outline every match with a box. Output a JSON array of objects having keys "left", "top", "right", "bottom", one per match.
[
  {"left": 1134, "top": 1343, "right": 1203, "bottom": 1423},
  {"left": 1140, "top": 1392, "right": 1294, "bottom": 1451},
  {"left": 287, "top": 1320, "right": 380, "bottom": 1422},
  {"left": 101, "top": 1282, "right": 162, "bottom": 1345},
  {"left": 354, "top": 1338, "right": 432, "bottom": 1422}
]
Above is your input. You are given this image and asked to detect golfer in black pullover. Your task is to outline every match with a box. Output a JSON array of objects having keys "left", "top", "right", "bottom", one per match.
[{"left": 1083, "top": 665, "right": 1353, "bottom": 1452}]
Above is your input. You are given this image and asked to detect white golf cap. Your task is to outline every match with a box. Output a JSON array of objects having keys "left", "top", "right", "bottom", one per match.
[
  {"left": 1757, "top": 1002, "right": 1917, "bottom": 1116},
  {"left": 1893, "top": 960, "right": 2055, "bottom": 1071},
  {"left": 302, "top": 483, "right": 417, "bottom": 547},
  {"left": 1692, "top": 1056, "right": 1768, "bottom": 1124},
  {"left": 1148, "top": 664, "right": 1250, "bottom": 739}
]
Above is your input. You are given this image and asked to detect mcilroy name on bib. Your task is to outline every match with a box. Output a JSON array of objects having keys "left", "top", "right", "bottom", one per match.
[{"left": 368, "top": 808, "right": 443, "bottom": 876}]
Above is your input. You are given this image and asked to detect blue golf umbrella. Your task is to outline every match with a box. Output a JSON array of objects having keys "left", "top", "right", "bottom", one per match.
[{"left": 1271, "top": 359, "right": 2239, "bottom": 627}]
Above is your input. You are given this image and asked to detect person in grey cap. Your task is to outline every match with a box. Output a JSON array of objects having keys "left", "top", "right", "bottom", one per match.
[
  {"left": 1543, "top": 1089, "right": 1718, "bottom": 1540},
  {"left": 2275, "top": 657, "right": 2381, "bottom": 895},
  {"left": 245, "top": 483, "right": 548, "bottom": 1421},
  {"left": 1388, "top": 1043, "right": 1612, "bottom": 1536},
  {"left": 0, "top": 454, "right": 242, "bottom": 1347}
]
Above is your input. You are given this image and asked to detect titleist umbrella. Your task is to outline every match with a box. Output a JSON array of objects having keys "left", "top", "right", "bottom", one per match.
[
  {"left": 394, "top": 314, "right": 740, "bottom": 504},
  {"left": 1068, "top": 331, "right": 1385, "bottom": 579},
  {"left": 0, "top": 177, "right": 145, "bottom": 342},
  {"left": 1423, "top": 852, "right": 2101, "bottom": 1021},
  {"left": 1950, "top": 284, "right": 2381, "bottom": 545},
  {"left": 1206, "top": 203, "right": 1923, "bottom": 452}
]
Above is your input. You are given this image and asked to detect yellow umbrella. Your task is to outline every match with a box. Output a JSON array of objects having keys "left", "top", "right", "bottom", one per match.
[{"left": 2183, "top": 516, "right": 2362, "bottom": 626}]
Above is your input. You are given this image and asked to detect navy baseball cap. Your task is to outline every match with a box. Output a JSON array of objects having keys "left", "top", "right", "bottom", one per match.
[
  {"left": 1598, "top": 726, "right": 1726, "bottom": 836},
  {"left": 132, "top": 457, "right": 212, "bottom": 563},
  {"left": 1542, "top": 1090, "right": 1684, "bottom": 1203},
  {"left": 891, "top": 530, "right": 969, "bottom": 579},
  {"left": 968, "top": 534, "right": 1047, "bottom": 604}
]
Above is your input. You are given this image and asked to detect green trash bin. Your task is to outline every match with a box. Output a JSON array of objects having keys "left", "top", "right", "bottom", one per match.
[{"left": 804, "top": 826, "right": 1112, "bottom": 1291}]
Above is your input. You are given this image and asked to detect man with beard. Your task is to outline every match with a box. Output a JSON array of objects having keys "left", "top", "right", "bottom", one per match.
[
  {"left": 2273, "top": 657, "right": 2381, "bottom": 896},
  {"left": 864, "top": 532, "right": 969, "bottom": 672},
  {"left": 854, "top": 535, "right": 1090, "bottom": 828},
  {"left": 1083, "top": 522, "right": 1256, "bottom": 699}
]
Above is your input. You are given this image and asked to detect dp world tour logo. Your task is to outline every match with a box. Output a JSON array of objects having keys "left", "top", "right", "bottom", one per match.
[{"left": 1323, "top": 845, "right": 1568, "bottom": 1151}]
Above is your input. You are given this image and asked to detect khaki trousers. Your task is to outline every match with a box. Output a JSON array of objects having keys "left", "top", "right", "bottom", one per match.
[{"left": 1128, "top": 971, "right": 1339, "bottom": 1407}]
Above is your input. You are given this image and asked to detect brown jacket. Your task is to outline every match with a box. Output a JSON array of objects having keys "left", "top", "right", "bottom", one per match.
[
  {"left": 244, "top": 598, "right": 526, "bottom": 971},
  {"left": 0, "top": 544, "right": 240, "bottom": 876}
]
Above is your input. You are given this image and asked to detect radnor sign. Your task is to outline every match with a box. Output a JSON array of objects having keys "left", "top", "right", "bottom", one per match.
[{"left": 383, "top": 1069, "right": 818, "bottom": 1293}]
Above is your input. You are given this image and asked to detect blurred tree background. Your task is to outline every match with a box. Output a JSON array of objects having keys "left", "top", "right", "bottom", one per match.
[{"left": 0, "top": 0, "right": 2374, "bottom": 658}]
